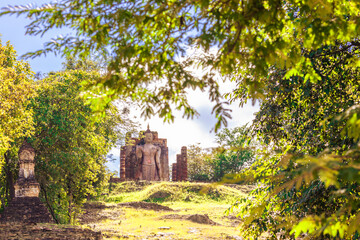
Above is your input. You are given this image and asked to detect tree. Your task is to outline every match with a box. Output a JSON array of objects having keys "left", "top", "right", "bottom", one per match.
[
  {"left": 187, "top": 126, "right": 254, "bottom": 182},
  {"left": 211, "top": 126, "right": 254, "bottom": 181},
  {"left": 4, "top": 1, "right": 359, "bottom": 129},
  {"left": 230, "top": 43, "right": 360, "bottom": 239},
  {"left": 3, "top": 1, "right": 360, "bottom": 236},
  {"left": 187, "top": 144, "right": 214, "bottom": 182},
  {"left": 29, "top": 68, "right": 134, "bottom": 223},
  {"left": 251, "top": 43, "right": 360, "bottom": 155},
  {"left": 0, "top": 40, "right": 35, "bottom": 207},
  {"left": 62, "top": 56, "right": 104, "bottom": 72}
]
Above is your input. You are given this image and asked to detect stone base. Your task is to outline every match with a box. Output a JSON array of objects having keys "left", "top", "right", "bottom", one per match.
[
  {"left": 0, "top": 223, "right": 102, "bottom": 239},
  {"left": 109, "top": 177, "right": 123, "bottom": 183},
  {"left": 14, "top": 180, "right": 40, "bottom": 197},
  {"left": 0, "top": 197, "right": 54, "bottom": 223}
]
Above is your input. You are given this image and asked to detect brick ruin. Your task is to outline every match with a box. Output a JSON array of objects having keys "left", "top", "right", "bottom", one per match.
[
  {"left": 0, "top": 140, "right": 53, "bottom": 223},
  {"left": 120, "top": 129, "right": 170, "bottom": 181},
  {"left": 171, "top": 146, "right": 188, "bottom": 181},
  {"left": 116, "top": 128, "right": 188, "bottom": 182}
]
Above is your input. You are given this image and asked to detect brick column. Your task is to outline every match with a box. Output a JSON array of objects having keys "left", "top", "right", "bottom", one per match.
[
  {"left": 125, "top": 146, "right": 131, "bottom": 180},
  {"left": 162, "top": 146, "right": 169, "bottom": 180},
  {"left": 120, "top": 146, "right": 126, "bottom": 181},
  {"left": 176, "top": 154, "right": 182, "bottom": 181},
  {"left": 172, "top": 163, "right": 177, "bottom": 181},
  {"left": 181, "top": 146, "right": 187, "bottom": 181}
]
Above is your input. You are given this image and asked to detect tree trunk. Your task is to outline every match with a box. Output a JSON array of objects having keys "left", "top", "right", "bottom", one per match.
[
  {"left": 40, "top": 185, "right": 59, "bottom": 224},
  {"left": 68, "top": 196, "right": 73, "bottom": 224},
  {"left": 67, "top": 178, "right": 73, "bottom": 224},
  {"left": 4, "top": 151, "right": 15, "bottom": 201}
]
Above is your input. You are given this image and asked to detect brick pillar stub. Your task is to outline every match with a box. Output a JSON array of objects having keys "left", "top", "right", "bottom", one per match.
[
  {"left": 176, "top": 154, "right": 182, "bottom": 181},
  {"left": 120, "top": 146, "right": 126, "bottom": 180},
  {"left": 172, "top": 163, "right": 177, "bottom": 181},
  {"left": 181, "top": 146, "right": 188, "bottom": 181}
]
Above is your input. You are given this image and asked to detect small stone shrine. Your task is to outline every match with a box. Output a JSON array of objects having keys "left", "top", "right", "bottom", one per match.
[
  {"left": 120, "top": 126, "right": 170, "bottom": 181},
  {"left": 0, "top": 140, "right": 53, "bottom": 223},
  {"left": 172, "top": 147, "right": 188, "bottom": 181}
]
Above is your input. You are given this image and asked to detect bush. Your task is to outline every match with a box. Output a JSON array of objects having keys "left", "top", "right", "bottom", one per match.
[{"left": 187, "top": 126, "right": 255, "bottom": 182}]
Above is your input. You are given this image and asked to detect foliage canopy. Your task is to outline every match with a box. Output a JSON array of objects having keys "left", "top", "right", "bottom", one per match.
[
  {"left": 3, "top": 0, "right": 360, "bottom": 129},
  {"left": 187, "top": 126, "right": 254, "bottom": 182},
  {"left": 30, "top": 68, "right": 135, "bottom": 223},
  {"left": 0, "top": 41, "right": 35, "bottom": 207},
  {"left": 0, "top": 46, "right": 136, "bottom": 222},
  {"left": 228, "top": 43, "right": 360, "bottom": 239},
  {"left": 0, "top": 40, "right": 34, "bottom": 160},
  {"left": 2, "top": 0, "right": 360, "bottom": 237}
]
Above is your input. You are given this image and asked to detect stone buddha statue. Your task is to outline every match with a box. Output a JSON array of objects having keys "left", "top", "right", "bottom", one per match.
[{"left": 135, "top": 127, "right": 162, "bottom": 181}]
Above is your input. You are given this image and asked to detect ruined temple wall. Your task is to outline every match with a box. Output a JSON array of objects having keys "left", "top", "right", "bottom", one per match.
[
  {"left": 160, "top": 145, "right": 169, "bottom": 180},
  {"left": 125, "top": 148, "right": 131, "bottom": 179},
  {"left": 172, "top": 146, "right": 188, "bottom": 182},
  {"left": 120, "top": 146, "right": 126, "bottom": 181},
  {"left": 152, "top": 136, "right": 169, "bottom": 181},
  {"left": 120, "top": 131, "right": 169, "bottom": 181},
  {"left": 181, "top": 146, "right": 188, "bottom": 181},
  {"left": 176, "top": 154, "right": 182, "bottom": 181},
  {"left": 172, "top": 163, "right": 177, "bottom": 181},
  {"left": 120, "top": 136, "right": 141, "bottom": 180}
]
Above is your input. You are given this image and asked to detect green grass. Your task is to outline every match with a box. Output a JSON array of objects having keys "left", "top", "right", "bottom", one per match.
[
  {"left": 82, "top": 181, "right": 250, "bottom": 239},
  {"left": 106, "top": 181, "right": 247, "bottom": 204}
]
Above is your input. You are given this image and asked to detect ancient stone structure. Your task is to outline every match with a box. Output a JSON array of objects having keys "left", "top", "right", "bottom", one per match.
[
  {"left": 120, "top": 126, "right": 169, "bottom": 181},
  {"left": 0, "top": 223, "right": 102, "bottom": 239},
  {"left": 0, "top": 140, "right": 53, "bottom": 223},
  {"left": 172, "top": 163, "right": 177, "bottom": 181},
  {"left": 181, "top": 146, "right": 188, "bottom": 181},
  {"left": 14, "top": 141, "right": 40, "bottom": 198},
  {"left": 172, "top": 146, "right": 187, "bottom": 181},
  {"left": 135, "top": 128, "right": 162, "bottom": 181}
]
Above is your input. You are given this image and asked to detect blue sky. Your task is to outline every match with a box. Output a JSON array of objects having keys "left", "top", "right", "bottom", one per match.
[
  {"left": 0, "top": 1, "right": 259, "bottom": 176},
  {"left": 0, "top": 1, "right": 65, "bottom": 73}
]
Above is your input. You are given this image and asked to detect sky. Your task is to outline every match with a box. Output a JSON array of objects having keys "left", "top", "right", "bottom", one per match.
[{"left": 0, "top": 0, "right": 259, "bottom": 176}]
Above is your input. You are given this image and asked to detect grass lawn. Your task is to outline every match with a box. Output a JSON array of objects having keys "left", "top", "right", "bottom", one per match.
[{"left": 78, "top": 181, "right": 251, "bottom": 239}]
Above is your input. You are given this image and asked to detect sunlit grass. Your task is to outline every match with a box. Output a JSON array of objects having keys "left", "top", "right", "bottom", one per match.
[
  {"left": 82, "top": 181, "right": 249, "bottom": 239},
  {"left": 105, "top": 181, "right": 247, "bottom": 204},
  {"left": 89, "top": 205, "right": 242, "bottom": 239}
]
